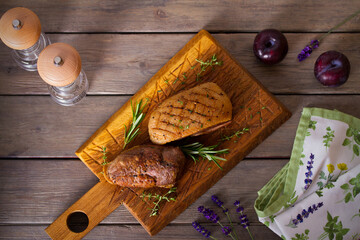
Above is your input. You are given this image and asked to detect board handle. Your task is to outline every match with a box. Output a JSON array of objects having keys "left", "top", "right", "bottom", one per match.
[{"left": 46, "top": 181, "right": 124, "bottom": 240}]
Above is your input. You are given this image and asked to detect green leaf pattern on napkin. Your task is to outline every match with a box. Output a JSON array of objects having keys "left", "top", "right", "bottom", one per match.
[
  {"left": 342, "top": 127, "right": 360, "bottom": 160},
  {"left": 339, "top": 173, "right": 360, "bottom": 203},
  {"left": 255, "top": 108, "right": 360, "bottom": 240},
  {"left": 306, "top": 120, "right": 317, "bottom": 136},
  {"left": 318, "top": 211, "right": 350, "bottom": 240},
  {"left": 291, "top": 229, "right": 310, "bottom": 240},
  {"left": 323, "top": 126, "right": 335, "bottom": 150}
]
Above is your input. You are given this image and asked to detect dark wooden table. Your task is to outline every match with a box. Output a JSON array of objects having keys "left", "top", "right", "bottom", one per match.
[{"left": 0, "top": 1, "right": 360, "bottom": 239}]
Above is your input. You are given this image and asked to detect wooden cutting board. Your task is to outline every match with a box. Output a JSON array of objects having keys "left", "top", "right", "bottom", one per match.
[{"left": 46, "top": 30, "right": 291, "bottom": 239}]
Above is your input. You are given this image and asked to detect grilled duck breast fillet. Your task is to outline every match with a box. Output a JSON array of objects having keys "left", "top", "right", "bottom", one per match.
[
  {"left": 104, "top": 145, "right": 186, "bottom": 188},
  {"left": 148, "top": 82, "right": 232, "bottom": 145}
]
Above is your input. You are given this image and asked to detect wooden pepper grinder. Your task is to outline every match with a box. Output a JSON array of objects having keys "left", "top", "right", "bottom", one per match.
[
  {"left": 37, "top": 43, "right": 89, "bottom": 106},
  {"left": 0, "top": 7, "right": 51, "bottom": 71}
]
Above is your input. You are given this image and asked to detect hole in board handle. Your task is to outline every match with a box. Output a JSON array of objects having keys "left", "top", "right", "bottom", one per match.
[{"left": 66, "top": 211, "right": 89, "bottom": 233}]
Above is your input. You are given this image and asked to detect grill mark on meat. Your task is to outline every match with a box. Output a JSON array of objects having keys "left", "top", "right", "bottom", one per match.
[
  {"left": 158, "top": 112, "right": 204, "bottom": 125},
  {"left": 189, "top": 92, "right": 218, "bottom": 101},
  {"left": 203, "top": 87, "right": 224, "bottom": 96},
  {"left": 162, "top": 106, "right": 212, "bottom": 118},
  {"left": 149, "top": 82, "right": 232, "bottom": 145},
  {"left": 151, "top": 127, "right": 179, "bottom": 135},
  {"left": 181, "top": 96, "right": 217, "bottom": 110}
]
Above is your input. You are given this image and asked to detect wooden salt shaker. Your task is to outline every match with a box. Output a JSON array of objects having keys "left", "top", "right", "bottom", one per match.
[
  {"left": 37, "top": 43, "right": 89, "bottom": 106},
  {"left": 0, "top": 7, "right": 50, "bottom": 71}
]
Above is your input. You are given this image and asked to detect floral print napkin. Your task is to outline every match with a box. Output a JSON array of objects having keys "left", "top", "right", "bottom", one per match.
[{"left": 254, "top": 108, "right": 360, "bottom": 240}]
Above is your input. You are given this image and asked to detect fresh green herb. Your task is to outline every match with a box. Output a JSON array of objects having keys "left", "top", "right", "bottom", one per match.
[
  {"left": 180, "top": 142, "right": 229, "bottom": 170},
  {"left": 141, "top": 187, "right": 177, "bottom": 217},
  {"left": 178, "top": 100, "right": 183, "bottom": 105},
  {"left": 173, "top": 78, "right": 179, "bottom": 84},
  {"left": 260, "top": 117, "right": 263, "bottom": 122},
  {"left": 183, "top": 73, "right": 187, "bottom": 79},
  {"left": 179, "top": 126, "right": 184, "bottom": 129},
  {"left": 164, "top": 79, "right": 169, "bottom": 84},
  {"left": 101, "top": 146, "right": 108, "bottom": 165},
  {"left": 256, "top": 111, "right": 260, "bottom": 114},
  {"left": 220, "top": 128, "right": 249, "bottom": 142},
  {"left": 181, "top": 81, "right": 186, "bottom": 85},
  {"left": 248, "top": 107, "right": 252, "bottom": 110},
  {"left": 206, "top": 94, "right": 209, "bottom": 98},
  {"left": 208, "top": 167, "right": 211, "bottom": 171},
  {"left": 262, "top": 106, "right": 267, "bottom": 109},
  {"left": 187, "top": 109, "right": 193, "bottom": 113},
  {"left": 185, "top": 125, "right": 189, "bottom": 129},
  {"left": 191, "top": 65, "right": 196, "bottom": 69},
  {"left": 123, "top": 99, "right": 148, "bottom": 149},
  {"left": 195, "top": 54, "right": 223, "bottom": 81},
  {"left": 250, "top": 114, "right": 253, "bottom": 119},
  {"left": 179, "top": 119, "right": 182, "bottom": 123},
  {"left": 157, "top": 90, "right": 162, "bottom": 93},
  {"left": 170, "top": 115, "right": 174, "bottom": 117},
  {"left": 201, "top": 124, "right": 203, "bottom": 128}
]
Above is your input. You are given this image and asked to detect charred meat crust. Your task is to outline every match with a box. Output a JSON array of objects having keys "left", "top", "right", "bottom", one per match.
[
  {"left": 105, "top": 145, "right": 186, "bottom": 188},
  {"left": 148, "top": 82, "right": 232, "bottom": 145}
]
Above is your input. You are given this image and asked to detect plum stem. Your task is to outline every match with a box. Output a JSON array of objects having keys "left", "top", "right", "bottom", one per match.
[{"left": 319, "top": 9, "right": 360, "bottom": 42}]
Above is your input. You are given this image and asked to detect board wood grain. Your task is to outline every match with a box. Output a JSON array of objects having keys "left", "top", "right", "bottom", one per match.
[
  {"left": 43, "top": 30, "right": 292, "bottom": 238},
  {"left": 0, "top": 225, "right": 282, "bottom": 240},
  {"left": 0, "top": 159, "right": 287, "bottom": 224},
  {"left": 0, "top": 0, "right": 359, "bottom": 33},
  {"left": 0, "top": 95, "right": 359, "bottom": 159},
  {"left": 1, "top": 33, "right": 360, "bottom": 95}
]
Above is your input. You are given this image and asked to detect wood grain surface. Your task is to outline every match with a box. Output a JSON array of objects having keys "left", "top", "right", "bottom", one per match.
[
  {"left": 0, "top": 1, "right": 359, "bottom": 33},
  {"left": 0, "top": 0, "right": 359, "bottom": 239},
  {"left": 0, "top": 225, "right": 280, "bottom": 240},
  {"left": 1, "top": 33, "right": 360, "bottom": 95},
  {"left": 0, "top": 159, "right": 287, "bottom": 225},
  {"left": 0, "top": 95, "right": 358, "bottom": 158}
]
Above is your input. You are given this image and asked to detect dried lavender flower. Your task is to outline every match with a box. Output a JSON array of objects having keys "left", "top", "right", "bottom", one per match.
[
  {"left": 297, "top": 9, "right": 360, "bottom": 62},
  {"left": 222, "top": 226, "right": 232, "bottom": 236},
  {"left": 199, "top": 207, "right": 220, "bottom": 223},
  {"left": 192, "top": 221, "right": 213, "bottom": 238},
  {"left": 234, "top": 200, "right": 254, "bottom": 240}
]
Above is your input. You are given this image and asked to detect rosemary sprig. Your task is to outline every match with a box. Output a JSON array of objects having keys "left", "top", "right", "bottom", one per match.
[
  {"left": 141, "top": 187, "right": 177, "bottom": 217},
  {"left": 123, "top": 99, "right": 148, "bottom": 149},
  {"left": 220, "top": 128, "right": 249, "bottom": 142},
  {"left": 195, "top": 54, "right": 223, "bottom": 81},
  {"left": 180, "top": 142, "right": 229, "bottom": 170},
  {"left": 101, "top": 146, "right": 108, "bottom": 165}
]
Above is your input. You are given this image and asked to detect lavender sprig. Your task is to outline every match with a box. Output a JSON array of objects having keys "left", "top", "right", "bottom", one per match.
[
  {"left": 297, "top": 9, "right": 360, "bottom": 61},
  {"left": 198, "top": 206, "right": 237, "bottom": 240},
  {"left": 212, "top": 195, "right": 239, "bottom": 240},
  {"left": 192, "top": 221, "right": 217, "bottom": 239},
  {"left": 234, "top": 201, "right": 254, "bottom": 240}
]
